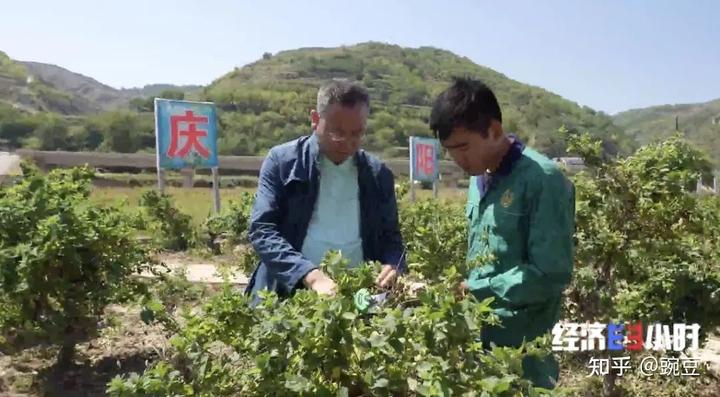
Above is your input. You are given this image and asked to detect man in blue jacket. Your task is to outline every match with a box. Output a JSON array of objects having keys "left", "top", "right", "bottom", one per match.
[{"left": 245, "top": 80, "right": 405, "bottom": 300}]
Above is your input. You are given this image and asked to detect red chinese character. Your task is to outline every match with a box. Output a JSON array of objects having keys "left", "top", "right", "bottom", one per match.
[
  {"left": 415, "top": 143, "right": 435, "bottom": 176},
  {"left": 167, "top": 110, "right": 210, "bottom": 159},
  {"left": 626, "top": 322, "right": 644, "bottom": 351}
]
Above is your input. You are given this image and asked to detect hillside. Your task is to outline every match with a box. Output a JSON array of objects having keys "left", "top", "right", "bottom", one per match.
[
  {"left": 20, "top": 60, "right": 132, "bottom": 112},
  {"left": 614, "top": 99, "right": 720, "bottom": 165},
  {"left": 2, "top": 42, "right": 636, "bottom": 157},
  {"left": 203, "top": 42, "right": 635, "bottom": 157},
  {"left": 0, "top": 50, "right": 100, "bottom": 114},
  {"left": 0, "top": 51, "right": 199, "bottom": 115},
  {"left": 120, "top": 84, "right": 202, "bottom": 98}
]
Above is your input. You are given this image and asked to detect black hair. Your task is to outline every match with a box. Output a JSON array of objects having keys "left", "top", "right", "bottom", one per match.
[{"left": 429, "top": 77, "right": 502, "bottom": 140}]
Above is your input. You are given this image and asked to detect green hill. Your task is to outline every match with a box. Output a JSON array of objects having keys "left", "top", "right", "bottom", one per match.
[
  {"left": 614, "top": 99, "right": 720, "bottom": 165},
  {"left": 0, "top": 51, "right": 202, "bottom": 151},
  {"left": 0, "top": 50, "right": 100, "bottom": 114},
  {"left": 2, "top": 43, "right": 636, "bottom": 157},
  {"left": 120, "top": 84, "right": 202, "bottom": 99},
  {"left": 0, "top": 51, "right": 200, "bottom": 115},
  {"left": 202, "top": 42, "right": 635, "bottom": 157}
]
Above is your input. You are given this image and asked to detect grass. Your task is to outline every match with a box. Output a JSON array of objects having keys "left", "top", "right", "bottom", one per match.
[
  {"left": 411, "top": 185, "right": 467, "bottom": 201},
  {"left": 96, "top": 172, "right": 258, "bottom": 188},
  {"left": 91, "top": 184, "right": 466, "bottom": 226},
  {"left": 90, "top": 186, "right": 256, "bottom": 226},
  {"left": 91, "top": 182, "right": 467, "bottom": 226}
]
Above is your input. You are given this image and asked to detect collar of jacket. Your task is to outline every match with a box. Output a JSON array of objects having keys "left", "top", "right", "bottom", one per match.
[
  {"left": 287, "top": 132, "right": 374, "bottom": 186},
  {"left": 491, "top": 134, "right": 526, "bottom": 178}
]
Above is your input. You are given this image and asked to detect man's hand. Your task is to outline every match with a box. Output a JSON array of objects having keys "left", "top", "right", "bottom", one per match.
[
  {"left": 456, "top": 281, "right": 469, "bottom": 299},
  {"left": 303, "top": 269, "right": 337, "bottom": 296},
  {"left": 376, "top": 265, "right": 398, "bottom": 288}
]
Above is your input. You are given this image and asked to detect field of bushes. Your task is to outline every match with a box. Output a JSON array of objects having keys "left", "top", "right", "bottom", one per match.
[{"left": 1, "top": 132, "right": 720, "bottom": 396}]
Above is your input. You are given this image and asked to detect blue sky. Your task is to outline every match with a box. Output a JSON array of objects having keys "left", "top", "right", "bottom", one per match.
[{"left": 1, "top": 0, "right": 718, "bottom": 114}]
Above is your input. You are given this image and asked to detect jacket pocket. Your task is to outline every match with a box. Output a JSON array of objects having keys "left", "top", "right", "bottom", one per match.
[
  {"left": 491, "top": 205, "right": 525, "bottom": 232},
  {"left": 488, "top": 206, "right": 525, "bottom": 256}
]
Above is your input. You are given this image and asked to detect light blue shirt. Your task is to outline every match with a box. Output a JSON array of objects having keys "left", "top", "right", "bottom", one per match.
[
  {"left": 301, "top": 155, "right": 364, "bottom": 267},
  {"left": 475, "top": 173, "right": 492, "bottom": 200}
]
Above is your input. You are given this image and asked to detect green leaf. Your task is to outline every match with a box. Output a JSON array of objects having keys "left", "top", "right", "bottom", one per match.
[
  {"left": 417, "top": 361, "right": 433, "bottom": 373},
  {"left": 368, "top": 332, "right": 385, "bottom": 348},
  {"left": 407, "top": 377, "right": 418, "bottom": 391},
  {"left": 284, "top": 374, "right": 311, "bottom": 392},
  {"left": 416, "top": 383, "right": 435, "bottom": 396},
  {"left": 480, "top": 376, "right": 498, "bottom": 391}
]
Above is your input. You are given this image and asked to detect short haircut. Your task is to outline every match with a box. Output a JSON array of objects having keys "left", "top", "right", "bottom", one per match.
[
  {"left": 317, "top": 79, "right": 370, "bottom": 115},
  {"left": 429, "top": 77, "right": 502, "bottom": 140}
]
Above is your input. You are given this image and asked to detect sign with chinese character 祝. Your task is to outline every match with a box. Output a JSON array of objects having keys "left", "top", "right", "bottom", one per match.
[
  {"left": 155, "top": 99, "right": 218, "bottom": 169},
  {"left": 409, "top": 136, "right": 439, "bottom": 183}
]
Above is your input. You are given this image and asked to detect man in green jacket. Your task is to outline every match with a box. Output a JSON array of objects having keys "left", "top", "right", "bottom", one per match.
[{"left": 429, "top": 77, "right": 575, "bottom": 389}]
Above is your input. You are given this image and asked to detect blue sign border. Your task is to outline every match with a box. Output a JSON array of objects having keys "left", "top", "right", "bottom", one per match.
[{"left": 155, "top": 98, "right": 218, "bottom": 170}]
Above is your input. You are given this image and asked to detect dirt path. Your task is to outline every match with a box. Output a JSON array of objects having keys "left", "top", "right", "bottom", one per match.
[
  {"left": 137, "top": 252, "right": 249, "bottom": 286},
  {"left": 693, "top": 332, "right": 720, "bottom": 373},
  {"left": 0, "top": 305, "right": 168, "bottom": 397}
]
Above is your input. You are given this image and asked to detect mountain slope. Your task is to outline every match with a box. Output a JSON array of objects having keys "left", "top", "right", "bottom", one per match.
[
  {"left": 203, "top": 42, "right": 635, "bottom": 157},
  {"left": 19, "top": 61, "right": 131, "bottom": 112},
  {"left": 3, "top": 43, "right": 637, "bottom": 158},
  {"left": 1, "top": 51, "right": 200, "bottom": 115},
  {"left": 0, "top": 50, "right": 99, "bottom": 114},
  {"left": 614, "top": 99, "right": 720, "bottom": 165},
  {"left": 120, "top": 84, "right": 203, "bottom": 98}
]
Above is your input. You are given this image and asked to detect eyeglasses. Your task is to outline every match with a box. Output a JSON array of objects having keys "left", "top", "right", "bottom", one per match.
[{"left": 326, "top": 129, "right": 365, "bottom": 143}]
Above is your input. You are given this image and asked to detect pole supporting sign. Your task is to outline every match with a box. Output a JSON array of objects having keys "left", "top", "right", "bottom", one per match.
[{"left": 154, "top": 98, "right": 221, "bottom": 212}]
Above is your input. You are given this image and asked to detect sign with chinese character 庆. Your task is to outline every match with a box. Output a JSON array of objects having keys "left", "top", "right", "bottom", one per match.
[
  {"left": 155, "top": 99, "right": 218, "bottom": 169},
  {"left": 409, "top": 136, "right": 439, "bottom": 183}
]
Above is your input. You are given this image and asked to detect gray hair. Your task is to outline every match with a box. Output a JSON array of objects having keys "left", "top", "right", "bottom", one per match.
[{"left": 316, "top": 79, "right": 370, "bottom": 116}]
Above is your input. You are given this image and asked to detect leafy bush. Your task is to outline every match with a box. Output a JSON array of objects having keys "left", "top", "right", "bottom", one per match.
[
  {"left": 202, "top": 191, "right": 254, "bottom": 254},
  {"left": 72, "top": 129, "right": 719, "bottom": 396},
  {"left": 565, "top": 132, "right": 720, "bottom": 394},
  {"left": 394, "top": 180, "right": 410, "bottom": 201},
  {"left": 567, "top": 132, "right": 720, "bottom": 327},
  {"left": 138, "top": 190, "right": 196, "bottom": 251},
  {"left": 109, "top": 252, "right": 553, "bottom": 396},
  {"left": 0, "top": 166, "right": 154, "bottom": 365},
  {"left": 399, "top": 198, "right": 468, "bottom": 277}
]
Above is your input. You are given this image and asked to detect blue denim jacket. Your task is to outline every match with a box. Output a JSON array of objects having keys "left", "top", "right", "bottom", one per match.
[{"left": 245, "top": 133, "right": 406, "bottom": 299}]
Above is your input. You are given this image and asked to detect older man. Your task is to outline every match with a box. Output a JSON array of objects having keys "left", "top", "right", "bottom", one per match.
[{"left": 245, "top": 80, "right": 405, "bottom": 301}]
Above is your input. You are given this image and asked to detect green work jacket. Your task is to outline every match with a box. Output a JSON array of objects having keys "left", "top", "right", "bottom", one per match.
[{"left": 466, "top": 138, "right": 575, "bottom": 348}]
